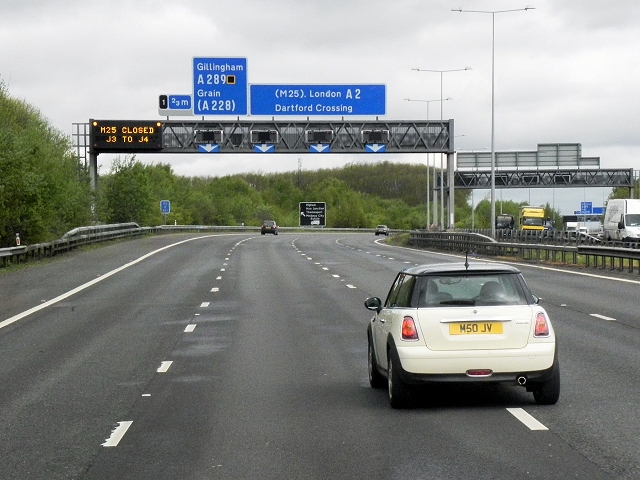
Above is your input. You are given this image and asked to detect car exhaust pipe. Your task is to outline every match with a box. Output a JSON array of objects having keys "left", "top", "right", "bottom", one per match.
[{"left": 517, "top": 376, "right": 527, "bottom": 386}]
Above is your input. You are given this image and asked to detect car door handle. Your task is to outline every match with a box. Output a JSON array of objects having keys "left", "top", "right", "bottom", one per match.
[{"left": 379, "top": 318, "right": 385, "bottom": 324}]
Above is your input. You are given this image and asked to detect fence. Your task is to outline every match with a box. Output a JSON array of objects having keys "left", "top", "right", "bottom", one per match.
[
  {"left": 0, "top": 223, "right": 150, "bottom": 268},
  {"left": 409, "top": 231, "right": 640, "bottom": 275}
]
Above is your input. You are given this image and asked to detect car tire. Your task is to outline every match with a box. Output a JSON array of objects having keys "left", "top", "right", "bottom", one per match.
[
  {"left": 532, "top": 357, "right": 560, "bottom": 405},
  {"left": 388, "top": 348, "right": 411, "bottom": 408},
  {"left": 368, "top": 335, "right": 386, "bottom": 389}
]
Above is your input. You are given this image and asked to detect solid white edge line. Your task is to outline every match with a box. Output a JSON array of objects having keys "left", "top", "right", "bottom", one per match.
[
  {"left": 102, "top": 421, "right": 133, "bottom": 447},
  {"left": 0, "top": 234, "right": 230, "bottom": 331},
  {"left": 506, "top": 408, "right": 549, "bottom": 431},
  {"left": 157, "top": 361, "right": 173, "bottom": 373}
]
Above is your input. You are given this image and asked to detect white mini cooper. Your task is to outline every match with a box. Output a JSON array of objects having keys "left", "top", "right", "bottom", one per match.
[{"left": 365, "top": 262, "right": 559, "bottom": 408}]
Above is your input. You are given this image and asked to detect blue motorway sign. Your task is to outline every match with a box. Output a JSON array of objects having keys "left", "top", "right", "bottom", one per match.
[
  {"left": 168, "top": 95, "right": 191, "bottom": 110},
  {"left": 197, "top": 144, "right": 220, "bottom": 153},
  {"left": 254, "top": 144, "right": 275, "bottom": 153},
  {"left": 250, "top": 84, "right": 386, "bottom": 116},
  {"left": 193, "top": 57, "right": 247, "bottom": 115},
  {"left": 310, "top": 144, "right": 330, "bottom": 153},
  {"left": 160, "top": 200, "right": 170, "bottom": 214},
  {"left": 580, "top": 201, "right": 593, "bottom": 214},
  {"left": 365, "top": 144, "right": 386, "bottom": 153},
  {"left": 575, "top": 206, "right": 604, "bottom": 215}
]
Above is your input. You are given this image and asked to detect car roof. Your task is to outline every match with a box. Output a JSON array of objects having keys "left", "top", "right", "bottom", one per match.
[{"left": 401, "top": 262, "right": 521, "bottom": 276}]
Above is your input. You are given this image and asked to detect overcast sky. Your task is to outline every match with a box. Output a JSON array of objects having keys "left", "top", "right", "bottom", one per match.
[{"left": 2, "top": 0, "right": 639, "bottom": 214}]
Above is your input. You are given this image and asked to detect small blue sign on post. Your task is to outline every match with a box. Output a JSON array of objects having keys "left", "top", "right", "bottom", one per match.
[
  {"left": 160, "top": 200, "right": 170, "bottom": 214},
  {"left": 192, "top": 57, "right": 247, "bottom": 115},
  {"left": 250, "top": 84, "right": 386, "bottom": 116}
]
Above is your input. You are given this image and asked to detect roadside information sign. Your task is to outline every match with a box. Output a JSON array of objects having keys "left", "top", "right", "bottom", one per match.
[{"left": 299, "top": 202, "right": 326, "bottom": 226}]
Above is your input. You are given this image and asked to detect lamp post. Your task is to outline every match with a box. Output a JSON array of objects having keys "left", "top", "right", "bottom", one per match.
[
  {"left": 404, "top": 97, "right": 451, "bottom": 228},
  {"left": 452, "top": 6, "right": 534, "bottom": 236},
  {"left": 413, "top": 67, "right": 471, "bottom": 228}
]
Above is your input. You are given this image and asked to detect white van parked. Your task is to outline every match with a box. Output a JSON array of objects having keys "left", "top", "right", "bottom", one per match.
[{"left": 603, "top": 199, "right": 640, "bottom": 241}]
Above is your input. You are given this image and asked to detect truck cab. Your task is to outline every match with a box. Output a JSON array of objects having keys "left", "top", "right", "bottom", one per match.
[{"left": 519, "top": 206, "right": 545, "bottom": 231}]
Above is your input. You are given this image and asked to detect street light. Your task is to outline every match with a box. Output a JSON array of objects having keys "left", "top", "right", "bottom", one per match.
[
  {"left": 403, "top": 97, "right": 452, "bottom": 121},
  {"left": 452, "top": 6, "right": 535, "bottom": 236},
  {"left": 413, "top": 67, "right": 471, "bottom": 228},
  {"left": 404, "top": 97, "right": 451, "bottom": 228}
]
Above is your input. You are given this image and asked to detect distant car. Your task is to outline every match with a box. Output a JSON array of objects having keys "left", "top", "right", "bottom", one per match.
[
  {"left": 261, "top": 220, "right": 278, "bottom": 235},
  {"left": 365, "top": 262, "right": 559, "bottom": 408},
  {"left": 375, "top": 225, "right": 389, "bottom": 236}
]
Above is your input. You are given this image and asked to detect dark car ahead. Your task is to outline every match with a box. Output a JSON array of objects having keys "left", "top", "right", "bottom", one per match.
[
  {"left": 261, "top": 220, "right": 278, "bottom": 235},
  {"left": 375, "top": 225, "right": 389, "bottom": 236}
]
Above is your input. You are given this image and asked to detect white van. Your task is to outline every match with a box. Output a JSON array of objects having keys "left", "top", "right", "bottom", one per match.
[{"left": 603, "top": 199, "right": 640, "bottom": 241}]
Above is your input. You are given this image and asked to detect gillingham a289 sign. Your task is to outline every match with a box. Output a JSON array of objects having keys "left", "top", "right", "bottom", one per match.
[{"left": 90, "top": 120, "right": 163, "bottom": 152}]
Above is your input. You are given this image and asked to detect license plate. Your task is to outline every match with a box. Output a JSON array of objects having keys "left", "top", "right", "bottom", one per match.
[{"left": 449, "top": 322, "right": 503, "bottom": 335}]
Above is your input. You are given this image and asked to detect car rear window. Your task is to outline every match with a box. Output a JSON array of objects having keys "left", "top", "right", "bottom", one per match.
[{"left": 416, "top": 273, "right": 530, "bottom": 307}]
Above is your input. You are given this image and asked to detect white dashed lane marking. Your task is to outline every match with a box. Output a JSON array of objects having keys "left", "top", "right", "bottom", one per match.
[
  {"left": 184, "top": 324, "right": 196, "bottom": 333},
  {"left": 157, "top": 361, "right": 173, "bottom": 373},
  {"left": 590, "top": 313, "right": 616, "bottom": 321},
  {"left": 102, "top": 421, "right": 133, "bottom": 447},
  {"left": 507, "top": 408, "right": 549, "bottom": 431}
]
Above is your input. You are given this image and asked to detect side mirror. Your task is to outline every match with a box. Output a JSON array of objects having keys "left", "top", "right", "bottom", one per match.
[
  {"left": 364, "top": 297, "right": 382, "bottom": 313},
  {"left": 531, "top": 295, "right": 540, "bottom": 305},
  {"left": 618, "top": 221, "right": 624, "bottom": 229}
]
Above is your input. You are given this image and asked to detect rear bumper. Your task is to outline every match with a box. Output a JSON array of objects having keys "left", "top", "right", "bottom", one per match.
[{"left": 396, "top": 342, "right": 556, "bottom": 386}]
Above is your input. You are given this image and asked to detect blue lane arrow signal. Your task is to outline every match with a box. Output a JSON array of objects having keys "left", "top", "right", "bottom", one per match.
[
  {"left": 365, "top": 144, "right": 386, "bottom": 153},
  {"left": 197, "top": 144, "right": 220, "bottom": 153},
  {"left": 254, "top": 144, "right": 275, "bottom": 153},
  {"left": 310, "top": 144, "right": 330, "bottom": 153}
]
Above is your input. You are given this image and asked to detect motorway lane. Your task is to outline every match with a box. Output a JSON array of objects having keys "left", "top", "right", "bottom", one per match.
[
  {"left": 0, "top": 232, "right": 635, "bottom": 478},
  {"left": 0, "top": 233, "right": 249, "bottom": 479}
]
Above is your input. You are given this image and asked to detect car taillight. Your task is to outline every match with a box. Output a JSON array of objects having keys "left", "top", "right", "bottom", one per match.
[
  {"left": 534, "top": 312, "right": 550, "bottom": 337},
  {"left": 401, "top": 316, "right": 419, "bottom": 340}
]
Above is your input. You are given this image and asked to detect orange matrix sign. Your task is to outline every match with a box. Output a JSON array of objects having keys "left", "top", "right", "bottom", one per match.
[{"left": 90, "top": 120, "right": 163, "bottom": 152}]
